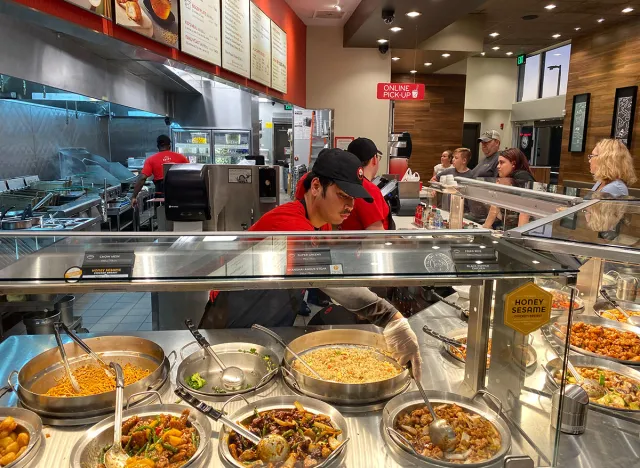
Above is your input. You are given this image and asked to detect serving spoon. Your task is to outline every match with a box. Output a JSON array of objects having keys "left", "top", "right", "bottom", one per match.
[
  {"left": 175, "top": 387, "right": 290, "bottom": 464},
  {"left": 600, "top": 288, "right": 640, "bottom": 327},
  {"left": 185, "top": 319, "right": 245, "bottom": 390},
  {"left": 104, "top": 363, "right": 129, "bottom": 468}
]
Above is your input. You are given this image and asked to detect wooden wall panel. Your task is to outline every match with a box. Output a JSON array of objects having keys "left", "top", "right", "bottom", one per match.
[
  {"left": 560, "top": 20, "right": 640, "bottom": 186},
  {"left": 392, "top": 74, "right": 466, "bottom": 179}
]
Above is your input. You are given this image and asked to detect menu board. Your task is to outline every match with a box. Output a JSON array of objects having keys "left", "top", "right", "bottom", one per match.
[
  {"left": 271, "top": 20, "right": 287, "bottom": 93},
  {"left": 115, "top": 0, "right": 179, "bottom": 48},
  {"left": 250, "top": 2, "right": 271, "bottom": 86},
  {"left": 180, "top": 0, "right": 221, "bottom": 65},
  {"left": 64, "top": 0, "right": 112, "bottom": 17},
  {"left": 221, "top": 0, "right": 251, "bottom": 78}
]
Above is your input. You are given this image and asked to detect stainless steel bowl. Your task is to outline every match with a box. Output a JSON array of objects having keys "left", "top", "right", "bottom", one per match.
[
  {"left": 283, "top": 329, "right": 410, "bottom": 405},
  {"left": 382, "top": 391, "right": 512, "bottom": 468},
  {"left": 541, "top": 286, "right": 585, "bottom": 314},
  {"left": 218, "top": 395, "right": 348, "bottom": 468},
  {"left": 69, "top": 404, "right": 211, "bottom": 468},
  {"left": 176, "top": 341, "right": 279, "bottom": 398},
  {"left": 0, "top": 407, "right": 44, "bottom": 468}
]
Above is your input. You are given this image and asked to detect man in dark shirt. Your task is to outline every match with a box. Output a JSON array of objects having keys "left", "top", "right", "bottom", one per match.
[{"left": 469, "top": 130, "right": 501, "bottom": 178}]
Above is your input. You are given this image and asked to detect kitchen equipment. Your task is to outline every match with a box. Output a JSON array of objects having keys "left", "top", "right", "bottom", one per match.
[
  {"left": 550, "top": 384, "right": 589, "bottom": 435},
  {"left": 252, "top": 324, "right": 322, "bottom": 379},
  {"left": 69, "top": 395, "right": 211, "bottom": 468},
  {"left": 184, "top": 319, "right": 245, "bottom": 390},
  {"left": 52, "top": 322, "right": 81, "bottom": 394},
  {"left": 217, "top": 395, "right": 349, "bottom": 468},
  {"left": 0, "top": 407, "right": 44, "bottom": 468},
  {"left": 53, "top": 294, "right": 75, "bottom": 325},
  {"left": 280, "top": 329, "right": 410, "bottom": 405},
  {"left": 23, "top": 309, "right": 61, "bottom": 335},
  {"left": 1, "top": 216, "right": 33, "bottom": 230},
  {"left": 599, "top": 288, "right": 640, "bottom": 326},
  {"left": 176, "top": 341, "right": 278, "bottom": 398},
  {"left": 54, "top": 321, "right": 115, "bottom": 379},
  {"left": 9, "top": 336, "right": 170, "bottom": 424},
  {"left": 616, "top": 274, "right": 638, "bottom": 302},
  {"left": 104, "top": 363, "right": 128, "bottom": 468}
]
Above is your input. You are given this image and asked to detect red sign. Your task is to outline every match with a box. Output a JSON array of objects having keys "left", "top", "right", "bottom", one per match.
[{"left": 377, "top": 83, "right": 425, "bottom": 100}]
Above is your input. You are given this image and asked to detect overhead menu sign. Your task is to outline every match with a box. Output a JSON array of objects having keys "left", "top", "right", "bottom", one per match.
[
  {"left": 115, "top": 0, "right": 180, "bottom": 48},
  {"left": 222, "top": 0, "right": 251, "bottom": 78},
  {"left": 250, "top": 2, "right": 271, "bottom": 86},
  {"left": 64, "top": 0, "right": 112, "bottom": 18},
  {"left": 271, "top": 20, "right": 287, "bottom": 93},
  {"left": 180, "top": 0, "right": 221, "bottom": 65}
]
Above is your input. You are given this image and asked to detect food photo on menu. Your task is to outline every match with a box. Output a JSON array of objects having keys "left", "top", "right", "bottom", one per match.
[
  {"left": 64, "top": 0, "right": 112, "bottom": 17},
  {"left": 115, "top": 0, "right": 179, "bottom": 48}
]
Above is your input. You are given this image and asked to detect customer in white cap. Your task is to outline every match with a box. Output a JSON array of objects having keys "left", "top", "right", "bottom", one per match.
[{"left": 469, "top": 130, "right": 501, "bottom": 178}]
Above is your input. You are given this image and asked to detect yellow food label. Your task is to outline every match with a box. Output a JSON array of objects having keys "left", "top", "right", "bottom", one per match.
[{"left": 503, "top": 282, "right": 552, "bottom": 334}]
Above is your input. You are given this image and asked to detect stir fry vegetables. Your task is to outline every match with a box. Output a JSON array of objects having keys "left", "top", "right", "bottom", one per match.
[
  {"left": 185, "top": 373, "right": 206, "bottom": 390},
  {"left": 227, "top": 401, "right": 343, "bottom": 467}
]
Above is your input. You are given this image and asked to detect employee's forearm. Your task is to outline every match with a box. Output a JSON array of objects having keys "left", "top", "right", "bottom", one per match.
[
  {"left": 320, "top": 287, "right": 399, "bottom": 327},
  {"left": 483, "top": 206, "right": 498, "bottom": 228},
  {"left": 131, "top": 177, "right": 145, "bottom": 199}
]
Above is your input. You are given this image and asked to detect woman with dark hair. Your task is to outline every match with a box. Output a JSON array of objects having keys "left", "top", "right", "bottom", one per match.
[{"left": 483, "top": 148, "right": 536, "bottom": 229}]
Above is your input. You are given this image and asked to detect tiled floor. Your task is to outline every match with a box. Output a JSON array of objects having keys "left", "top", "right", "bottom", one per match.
[{"left": 75, "top": 292, "right": 153, "bottom": 333}]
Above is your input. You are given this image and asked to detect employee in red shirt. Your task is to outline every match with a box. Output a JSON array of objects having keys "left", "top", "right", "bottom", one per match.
[{"left": 131, "top": 134, "right": 189, "bottom": 207}]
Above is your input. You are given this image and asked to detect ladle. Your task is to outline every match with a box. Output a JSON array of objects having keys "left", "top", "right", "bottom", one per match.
[
  {"left": 251, "top": 324, "right": 323, "bottom": 380},
  {"left": 53, "top": 320, "right": 81, "bottom": 393},
  {"left": 54, "top": 321, "right": 114, "bottom": 379},
  {"left": 408, "top": 362, "right": 456, "bottom": 452},
  {"left": 184, "top": 319, "right": 245, "bottom": 390},
  {"left": 175, "top": 387, "right": 290, "bottom": 464},
  {"left": 104, "top": 363, "right": 129, "bottom": 468},
  {"left": 600, "top": 288, "right": 640, "bottom": 327},
  {"left": 548, "top": 345, "right": 605, "bottom": 399}
]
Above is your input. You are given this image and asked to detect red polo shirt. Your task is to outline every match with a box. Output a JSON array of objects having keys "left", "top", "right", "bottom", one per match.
[
  {"left": 141, "top": 151, "right": 189, "bottom": 181},
  {"left": 249, "top": 201, "right": 332, "bottom": 232},
  {"left": 294, "top": 173, "right": 388, "bottom": 230}
]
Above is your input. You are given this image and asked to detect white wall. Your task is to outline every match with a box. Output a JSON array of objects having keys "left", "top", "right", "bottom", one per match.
[
  {"left": 306, "top": 26, "right": 391, "bottom": 172},
  {"left": 465, "top": 57, "right": 518, "bottom": 110},
  {"left": 511, "top": 95, "right": 565, "bottom": 121}
]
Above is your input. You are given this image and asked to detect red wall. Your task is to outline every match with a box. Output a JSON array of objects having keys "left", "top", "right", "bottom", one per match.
[{"left": 7, "top": 0, "right": 306, "bottom": 107}]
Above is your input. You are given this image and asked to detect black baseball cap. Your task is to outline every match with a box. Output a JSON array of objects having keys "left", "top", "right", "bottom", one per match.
[
  {"left": 347, "top": 137, "right": 382, "bottom": 163},
  {"left": 312, "top": 148, "right": 373, "bottom": 202},
  {"left": 157, "top": 134, "right": 172, "bottom": 147}
]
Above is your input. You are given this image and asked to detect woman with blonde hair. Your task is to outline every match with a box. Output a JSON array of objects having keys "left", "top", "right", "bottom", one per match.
[{"left": 589, "top": 138, "right": 637, "bottom": 197}]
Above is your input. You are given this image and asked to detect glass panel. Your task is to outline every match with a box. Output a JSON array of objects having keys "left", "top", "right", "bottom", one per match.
[
  {"left": 213, "top": 130, "right": 251, "bottom": 164},
  {"left": 542, "top": 44, "right": 571, "bottom": 98},
  {"left": 171, "top": 129, "right": 212, "bottom": 164},
  {"left": 520, "top": 53, "right": 541, "bottom": 101}
]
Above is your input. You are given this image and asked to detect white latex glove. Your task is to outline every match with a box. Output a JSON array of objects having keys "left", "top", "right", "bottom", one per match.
[{"left": 383, "top": 317, "right": 423, "bottom": 383}]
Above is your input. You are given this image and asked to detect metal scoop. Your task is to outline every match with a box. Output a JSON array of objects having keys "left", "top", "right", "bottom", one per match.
[
  {"left": 251, "top": 324, "right": 323, "bottom": 380},
  {"left": 104, "top": 363, "right": 129, "bottom": 468},
  {"left": 175, "top": 387, "right": 290, "bottom": 464},
  {"left": 408, "top": 362, "right": 456, "bottom": 452},
  {"left": 53, "top": 320, "right": 81, "bottom": 394},
  {"left": 600, "top": 288, "right": 640, "bottom": 327},
  {"left": 185, "top": 319, "right": 245, "bottom": 390}
]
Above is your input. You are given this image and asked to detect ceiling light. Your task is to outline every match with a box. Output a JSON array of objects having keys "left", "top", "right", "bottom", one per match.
[
  {"left": 406, "top": 11, "right": 421, "bottom": 18},
  {"left": 481, "top": 52, "right": 486, "bottom": 56},
  {"left": 385, "top": 242, "right": 393, "bottom": 246},
  {"left": 597, "top": 18, "right": 605, "bottom": 23},
  {"left": 424, "top": 62, "right": 432, "bottom": 66},
  {"left": 389, "top": 27, "right": 403, "bottom": 32},
  {"left": 492, "top": 46, "right": 500, "bottom": 50},
  {"left": 545, "top": 4, "right": 556, "bottom": 10},
  {"left": 391, "top": 56, "right": 400, "bottom": 61},
  {"left": 334, "top": 4, "right": 341, "bottom": 11},
  {"left": 506, "top": 52, "right": 513, "bottom": 56},
  {"left": 377, "top": 39, "right": 388, "bottom": 44},
  {"left": 622, "top": 7, "right": 634, "bottom": 13},
  {"left": 442, "top": 53, "right": 451, "bottom": 57},
  {"left": 489, "top": 32, "right": 500, "bottom": 37},
  {"left": 410, "top": 70, "right": 417, "bottom": 74},
  {"left": 552, "top": 33, "right": 561, "bottom": 38},
  {"left": 575, "top": 27, "right": 581, "bottom": 31},
  {"left": 554, "top": 53, "right": 561, "bottom": 56}
]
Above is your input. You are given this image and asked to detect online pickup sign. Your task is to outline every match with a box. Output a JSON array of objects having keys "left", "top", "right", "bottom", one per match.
[
  {"left": 377, "top": 83, "right": 425, "bottom": 100},
  {"left": 503, "top": 282, "right": 552, "bottom": 335}
]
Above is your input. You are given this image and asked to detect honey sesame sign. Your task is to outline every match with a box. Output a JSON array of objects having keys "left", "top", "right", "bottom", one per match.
[{"left": 503, "top": 282, "right": 552, "bottom": 335}]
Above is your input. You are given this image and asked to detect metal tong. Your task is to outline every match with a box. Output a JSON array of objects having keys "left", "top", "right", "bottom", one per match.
[
  {"left": 430, "top": 289, "right": 469, "bottom": 316},
  {"left": 422, "top": 325, "right": 468, "bottom": 349},
  {"left": 600, "top": 288, "right": 640, "bottom": 326},
  {"left": 54, "top": 322, "right": 115, "bottom": 379}
]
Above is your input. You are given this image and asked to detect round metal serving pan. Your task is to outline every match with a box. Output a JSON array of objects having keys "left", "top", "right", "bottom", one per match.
[
  {"left": 12, "top": 336, "right": 170, "bottom": 420},
  {"left": 218, "top": 395, "right": 348, "bottom": 468},
  {"left": 283, "top": 329, "right": 410, "bottom": 405},
  {"left": 543, "top": 355, "right": 640, "bottom": 413},
  {"left": 548, "top": 316, "right": 640, "bottom": 366},
  {"left": 541, "top": 287, "right": 585, "bottom": 314},
  {"left": 593, "top": 300, "right": 640, "bottom": 323},
  {"left": 176, "top": 341, "right": 279, "bottom": 398},
  {"left": 0, "top": 407, "right": 44, "bottom": 468},
  {"left": 69, "top": 403, "right": 212, "bottom": 468},
  {"left": 382, "top": 391, "right": 511, "bottom": 468}
]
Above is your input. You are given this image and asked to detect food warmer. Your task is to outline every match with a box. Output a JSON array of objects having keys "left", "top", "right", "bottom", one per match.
[{"left": 0, "top": 229, "right": 637, "bottom": 467}]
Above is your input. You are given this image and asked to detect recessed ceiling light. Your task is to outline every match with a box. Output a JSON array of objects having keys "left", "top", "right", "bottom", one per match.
[
  {"left": 481, "top": 52, "right": 486, "bottom": 56},
  {"left": 334, "top": 4, "right": 341, "bottom": 12},
  {"left": 389, "top": 27, "right": 403, "bottom": 32},
  {"left": 575, "top": 27, "right": 581, "bottom": 31},
  {"left": 489, "top": 32, "right": 500, "bottom": 37},
  {"left": 424, "top": 62, "right": 432, "bottom": 66},
  {"left": 410, "top": 70, "right": 417, "bottom": 74},
  {"left": 552, "top": 33, "right": 561, "bottom": 38},
  {"left": 442, "top": 53, "right": 451, "bottom": 57},
  {"left": 377, "top": 39, "right": 388, "bottom": 44},
  {"left": 554, "top": 53, "right": 561, "bottom": 56},
  {"left": 622, "top": 7, "right": 634, "bottom": 13},
  {"left": 597, "top": 18, "right": 605, "bottom": 23},
  {"left": 391, "top": 56, "right": 400, "bottom": 61},
  {"left": 406, "top": 11, "right": 421, "bottom": 18},
  {"left": 545, "top": 4, "right": 556, "bottom": 10},
  {"left": 492, "top": 46, "right": 500, "bottom": 50},
  {"left": 506, "top": 52, "right": 513, "bottom": 56}
]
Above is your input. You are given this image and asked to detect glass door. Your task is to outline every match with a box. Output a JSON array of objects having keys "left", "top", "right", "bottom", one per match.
[
  {"left": 171, "top": 129, "right": 212, "bottom": 164},
  {"left": 213, "top": 130, "right": 251, "bottom": 164}
]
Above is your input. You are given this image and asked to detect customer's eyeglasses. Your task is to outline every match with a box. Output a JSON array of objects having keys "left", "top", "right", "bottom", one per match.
[{"left": 588, "top": 154, "right": 599, "bottom": 160}]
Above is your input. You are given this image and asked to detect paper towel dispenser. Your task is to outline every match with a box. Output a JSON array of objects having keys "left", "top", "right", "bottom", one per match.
[{"left": 164, "top": 164, "right": 211, "bottom": 222}]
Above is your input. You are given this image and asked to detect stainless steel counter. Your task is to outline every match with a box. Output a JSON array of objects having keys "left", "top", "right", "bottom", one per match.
[{"left": 0, "top": 303, "right": 638, "bottom": 467}]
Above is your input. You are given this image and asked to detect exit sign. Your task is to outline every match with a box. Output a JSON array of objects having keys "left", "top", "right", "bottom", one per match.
[
  {"left": 284, "top": 104, "right": 293, "bottom": 110},
  {"left": 517, "top": 54, "right": 526, "bottom": 66}
]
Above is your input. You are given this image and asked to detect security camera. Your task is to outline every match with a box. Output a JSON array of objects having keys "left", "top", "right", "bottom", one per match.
[
  {"left": 378, "top": 43, "right": 390, "bottom": 54},
  {"left": 271, "top": 101, "right": 276, "bottom": 107},
  {"left": 382, "top": 9, "right": 395, "bottom": 24}
]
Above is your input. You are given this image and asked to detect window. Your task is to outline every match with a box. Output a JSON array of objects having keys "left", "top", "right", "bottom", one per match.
[
  {"left": 520, "top": 54, "right": 541, "bottom": 102},
  {"left": 541, "top": 44, "right": 571, "bottom": 98}
]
